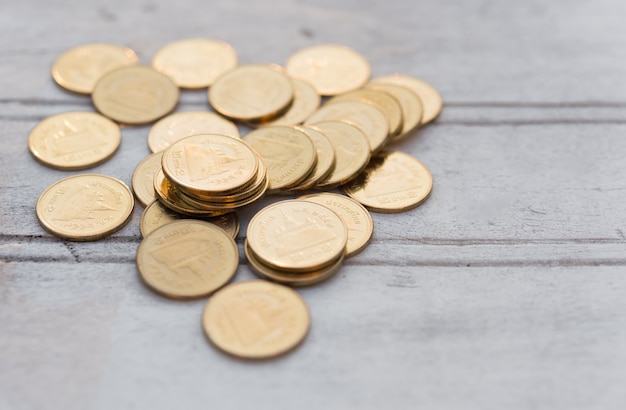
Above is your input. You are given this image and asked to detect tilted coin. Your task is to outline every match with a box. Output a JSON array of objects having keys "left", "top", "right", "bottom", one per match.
[
  {"left": 285, "top": 44, "right": 370, "bottom": 96},
  {"left": 246, "top": 199, "right": 347, "bottom": 272},
  {"left": 243, "top": 126, "right": 317, "bottom": 191},
  {"left": 299, "top": 193, "right": 373, "bottom": 257},
  {"left": 209, "top": 64, "right": 294, "bottom": 122},
  {"left": 253, "top": 77, "right": 320, "bottom": 127},
  {"left": 305, "top": 100, "right": 388, "bottom": 153},
  {"left": 148, "top": 111, "right": 240, "bottom": 153},
  {"left": 308, "top": 121, "right": 370, "bottom": 188},
  {"left": 137, "top": 220, "right": 238, "bottom": 299},
  {"left": 367, "top": 82, "right": 423, "bottom": 140},
  {"left": 202, "top": 280, "right": 310, "bottom": 359},
  {"left": 343, "top": 151, "right": 433, "bottom": 213},
  {"left": 36, "top": 174, "right": 134, "bottom": 241},
  {"left": 28, "top": 112, "right": 121, "bottom": 170},
  {"left": 51, "top": 43, "right": 138, "bottom": 94},
  {"left": 288, "top": 125, "right": 336, "bottom": 190},
  {"left": 153, "top": 168, "right": 226, "bottom": 217},
  {"left": 131, "top": 152, "right": 163, "bottom": 207},
  {"left": 152, "top": 38, "right": 237, "bottom": 89},
  {"left": 370, "top": 74, "right": 442, "bottom": 124},
  {"left": 92, "top": 65, "right": 179, "bottom": 125}
]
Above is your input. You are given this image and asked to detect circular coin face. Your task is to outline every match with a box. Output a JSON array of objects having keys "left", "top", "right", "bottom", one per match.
[
  {"left": 52, "top": 43, "right": 138, "bottom": 94},
  {"left": 255, "top": 77, "right": 320, "bottom": 127},
  {"left": 202, "top": 280, "right": 310, "bottom": 359},
  {"left": 343, "top": 151, "right": 433, "bottom": 213},
  {"left": 132, "top": 152, "right": 163, "bottom": 207},
  {"left": 28, "top": 112, "right": 121, "bottom": 170},
  {"left": 148, "top": 111, "right": 240, "bottom": 153},
  {"left": 209, "top": 64, "right": 294, "bottom": 121},
  {"left": 152, "top": 38, "right": 237, "bottom": 88},
  {"left": 137, "top": 220, "right": 238, "bottom": 299},
  {"left": 299, "top": 193, "right": 373, "bottom": 257},
  {"left": 367, "top": 83, "right": 423, "bottom": 140},
  {"left": 285, "top": 44, "right": 370, "bottom": 96},
  {"left": 36, "top": 174, "right": 134, "bottom": 241},
  {"left": 246, "top": 199, "right": 347, "bottom": 272},
  {"left": 92, "top": 65, "right": 179, "bottom": 125}
]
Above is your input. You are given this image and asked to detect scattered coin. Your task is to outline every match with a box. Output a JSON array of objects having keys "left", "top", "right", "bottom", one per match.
[
  {"left": 288, "top": 125, "right": 336, "bottom": 190},
  {"left": 252, "top": 77, "right": 320, "bottom": 127},
  {"left": 367, "top": 82, "right": 424, "bottom": 140},
  {"left": 370, "top": 74, "right": 442, "bottom": 124},
  {"left": 132, "top": 152, "right": 163, "bottom": 207},
  {"left": 36, "top": 174, "right": 134, "bottom": 241},
  {"left": 202, "top": 280, "right": 310, "bottom": 359},
  {"left": 28, "top": 112, "right": 121, "bottom": 170}
]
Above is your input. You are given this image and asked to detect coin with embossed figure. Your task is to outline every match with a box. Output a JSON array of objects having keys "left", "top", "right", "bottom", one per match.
[
  {"left": 36, "top": 174, "right": 134, "bottom": 241},
  {"left": 137, "top": 220, "right": 238, "bottom": 299},
  {"left": 288, "top": 125, "right": 336, "bottom": 190},
  {"left": 285, "top": 44, "right": 370, "bottom": 96},
  {"left": 52, "top": 43, "right": 138, "bottom": 94},
  {"left": 132, "top": 152, "right": 163, "bottom": 206},
  {"left": 252, "top": 77, "right": 320, "bottom": 127},
  {"left": 202, "top": 280, "right": 310, "bottom": 359},
  {"left": 246, "top": 199, "right": 347, "bottom": 272},
  {"left": 343, "top": 151, "right": 433, "bottom": 213},
  {"left": 299, "top": 193, "right": 373, "bottom": 257},
  {"left": 370, "top": 74, "right": 442, "bottom": 124},
  {"left": 92, "top": 65, "right": 179, "bottom": 125},
  {"left": 152, "top": 39, "right": 237, "bottom": 89},
  {"left": 209, "top": 64, "right": 294, "bottom": 122},
  {"left": 28, "top": 112, "right": 121, "bottom": 170},
  {"left": 148, "top": 111, "right": 240, "bottom": 153},
  {"left": 366, "top": 82, "right": 423, "bottom": 140}
]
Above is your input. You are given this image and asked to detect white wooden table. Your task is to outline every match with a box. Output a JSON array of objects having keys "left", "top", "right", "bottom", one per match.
[{"left": 2, "top": 1, "right": 626, "bottom": 409}]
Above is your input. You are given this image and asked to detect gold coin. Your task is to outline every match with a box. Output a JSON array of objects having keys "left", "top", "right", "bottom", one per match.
[
  {"left": 148, "top": 111, "right": 240, "bottom": 153},
  {"left": 153, "top": 168, "right": 225, "bottom": 217},
  {"left": 202, "top": 280, "right": 310, "bottom": 359},
  {"left": 288, "top": 125, "right": 336, "bottom": 190},
  {"left": 298, "top": 193, "right": 373, "bottom": 257},
  {"left": 343, "top": 151, "right": 433, "bottom": 213},
  {"left": 242, "top": 126, "right": 316, "bottom": 191},
  {"left": 92, "top": 65, "right": 179, "bottom": 125},
  {"left": 246, "top": 199, "right": 347, "bottom": 272},
  {"left": 131, "top": 152, "right": 163, "bottom": 207},
  {"left": 370, "top": 74, "right": 442, "bottom": 124},
  {"left": 367, "top": 83, "right": 423, "bottom": 140},
  {"left": 162, "top": 134, "right": 259, "bottom": 196},
  {"left": 308, "top": 121, "right": 370, "bottom": 187},
  {"left": 151, "top": 39, "right": 237, "bottom": 89},
  {"left": 140, "top": 200, "right": 240, "bottom": 238},
  {"left": 137, "top": 220, "right": 238, "bottom": 299},
  {"left": 36, "top": 174, "right": 134, "bottom": 241},
  {"left": 51, "top": 43, "right": 138, "bottom": 94},
  {"left": 305, "top": 100, "right": 388, "bottom": 153},
  {"left": 253, "top": 77, "right": 320, "bottom": 127},
  {"left": 329, "top": 86, "right": 403, "bottom": 138},
  {"left": 208, "top": 64, "right": 294, "bottom": 121},
  {"left": 28, "top": 112, "right": 121, "bottom": 170},
  {"left": 285, "top": 44, "right": 370, "bottom": 96}
]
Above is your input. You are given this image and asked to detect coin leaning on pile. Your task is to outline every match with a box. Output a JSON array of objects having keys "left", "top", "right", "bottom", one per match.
[{"left": 33, "top": 39, "right": 442, "bottom": 359}]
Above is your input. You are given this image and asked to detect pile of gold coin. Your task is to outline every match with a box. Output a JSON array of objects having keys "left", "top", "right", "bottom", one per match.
[{"left": 31, "top": 39, "right": 442, "bottom": 359}]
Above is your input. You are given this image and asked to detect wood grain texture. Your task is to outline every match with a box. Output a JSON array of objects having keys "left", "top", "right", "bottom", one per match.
[{"left": 2, "top": 0, "right": 626, "bottom": 409}]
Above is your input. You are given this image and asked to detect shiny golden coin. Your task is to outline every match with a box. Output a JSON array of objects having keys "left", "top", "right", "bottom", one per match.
[
  {"left": 305, "top": 100, "right": 388, "bottom": 153},
  {"left": 140, "top": 200, "right": 240, "bottom": 238},
  {"left": 51, "top": 43, "right": 138, "bottom": 94},
  {"left": 36, "top": 174, "right": 134, "bottom": 241},
  {"left": 370, "top": 74, "right": 442, "bottom": 124},
  {"left": 28, "top": 112, "right": 121, "bottom": 170},
  {"left": 162, "top": 134, "right": 259, "bottom": 196},
  {"left": 92, "top": 65, "right": 179, "bottom": 125},
  {"left": 288, "top": 125, "right": 336, "bottom": 190},
  {"left": 148, "top": 111, "right": 240, "bottom": 153},
  {"left": 253, "top": 77, "right": 320, "bottom": 127},
  {"left": 137, "top": 220, "right": 238, "bottom": 299},
  {"left": 308, "top": 121, "right": 370, "bottom": 187},
  {"left": 209, "top": 64, "right": 294, "bottom": 121},
  {"left": 343, "top": 151, "right": 433, "bottom": 213},
  {"left": 247, "top": 199, "right": 347, "bottom": 272},
  {"left": 153, "top": 168, "right": 225, "bottom": 217},
  {"left": 329, "top": 87, "right": 403, "bottom": 138},
  {"left": 245, "top": 240, "right": 344, "bottom": 287},
  {"left": 151, "top": 39, "right": 237, "bottom": 89},
  {"left": 367, "top": 83, "right": 423, "bottom": 140},
  {"left": 131, "top": 152, "right": 163, "bottom": 207},
  {"left": 202, "top": 280, "right": 310, "bottom": 359},
  {"left": 243, "top": 126, "right": 316, "bottom": 191},
  {"left": 285, "top": 44, "right": 370, "bottom": 96},
  {"left": 299, "top": 193, "right": 373, "bottom": 257}
]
